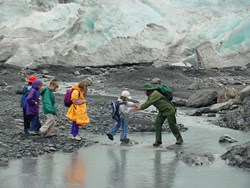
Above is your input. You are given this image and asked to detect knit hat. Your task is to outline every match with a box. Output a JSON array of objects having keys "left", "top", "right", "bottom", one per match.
[
  {"left": 121, "top": 90, "right": 132, "bottom": 99},
  {"left": 143, "top": 83, "right": 155, "bottom": 90},
  {"left": 27, "top": 75, "right": 37, "bottom": 83},
  {"left": 151, "top": 78, "right": 161, "bottom": 85}
]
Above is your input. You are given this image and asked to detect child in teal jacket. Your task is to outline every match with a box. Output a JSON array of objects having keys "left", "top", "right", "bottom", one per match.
[{"left": 39, "top": 79, "right": 59, "bottom": 137}]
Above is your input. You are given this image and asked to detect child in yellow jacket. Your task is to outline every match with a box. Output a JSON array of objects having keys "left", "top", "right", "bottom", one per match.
[{"left": 66, "top": 80, "right": 90, "bottom": 140}]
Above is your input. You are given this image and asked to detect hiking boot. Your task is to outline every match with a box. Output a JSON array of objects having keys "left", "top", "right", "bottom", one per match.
[
  {"left": 153, "top": 141, "right": 162, "bottom": 147},
  {"left": 120, "top": 138, "right": 130, "bottom": 143},
  {"left": 69, "top": 135, "right": 81, "bottom": 141},
  {"left": 106, "top": 133, "right": 114, "bottom": 141},
  {"left": 74, "top": 135, "right": 81, "bottom": 141},
  {"left": 175, "top": 139, "right": 183, "bottom": 145},
  {"left": 28, "top": 131, "right": 39, "bottom": 135}
]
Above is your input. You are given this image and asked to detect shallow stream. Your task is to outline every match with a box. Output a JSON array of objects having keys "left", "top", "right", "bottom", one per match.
[{"left": 0, "top": 109, "right": 250, "bottom": 188}]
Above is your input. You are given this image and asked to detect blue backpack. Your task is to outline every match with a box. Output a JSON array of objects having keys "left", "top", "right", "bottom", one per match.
[
  {"left": 108, "top": 101, "right": 126, "bottom": 119},
  {"left": 20, "top": 85, "right": 32, "bottom": 109}
]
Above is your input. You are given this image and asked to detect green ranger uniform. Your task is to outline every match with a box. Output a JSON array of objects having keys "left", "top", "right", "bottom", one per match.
[{"left": 140, "top": 90, "right": 183, "bottom": 143}]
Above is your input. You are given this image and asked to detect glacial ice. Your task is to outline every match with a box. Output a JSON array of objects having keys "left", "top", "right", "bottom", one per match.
[{"left": 0, "top": 0, "right": 249, "bottom": 68}]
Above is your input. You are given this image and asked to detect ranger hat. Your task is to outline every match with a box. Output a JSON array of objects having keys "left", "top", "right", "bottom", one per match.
[{"left": 143, "top": 83, "right": 155, "bottom": 90}]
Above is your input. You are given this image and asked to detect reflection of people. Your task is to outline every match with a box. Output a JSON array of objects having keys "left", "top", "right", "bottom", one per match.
[
  {"left": 106, "top": 91, "right": 135, "bottom": 144},
  {"left": 66, "top": 80, "right": 90, "bottom": 141},
  {"left": 107, "top": 149, "right": 127, "bottom": 186},
  {"left": 40, "top": 79, "right": 59, "bottom": 137},
  {"left": 21, "top": 158, "right": 38, "bottom": 188},
  {"left": 153, "top": 150, "right": 178, "bottom": 188},
  {"left": 135, "top": 83, "right": 183, "bottom": 146},
  {"left": 65, "top": 154, "right": 86, "bottom": 187}
]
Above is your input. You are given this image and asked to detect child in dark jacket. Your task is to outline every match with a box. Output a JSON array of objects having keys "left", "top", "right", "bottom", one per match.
[
  {"left": 26, "top": 80, "right": 43, "bottom": 135},
  {"left": 18, "top": 75, "right": 37, "bottom": 133}
]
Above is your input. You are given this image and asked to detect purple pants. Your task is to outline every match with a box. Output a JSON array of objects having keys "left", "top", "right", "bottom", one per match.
[{"left": 71, "top": 121, "right": 79, "bottom": 137}]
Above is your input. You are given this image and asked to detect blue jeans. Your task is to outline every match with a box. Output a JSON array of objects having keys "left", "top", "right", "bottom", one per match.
[
  {"left": 29, "top": 114, "right": 41, "bottom": 132},
  {"left": 109, "top": 116, "right": 128, "bottom": 140}
]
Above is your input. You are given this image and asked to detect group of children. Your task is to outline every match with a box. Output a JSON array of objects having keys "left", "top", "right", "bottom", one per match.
[
  {"left": 19, "top": 76, "right": 92, "bottom": 140},
  {"left": 20, "top": 75, "right": 183, "bottom": 146},
  {"left": 19, "top": 76, "right": 59, "bottom": 136}
]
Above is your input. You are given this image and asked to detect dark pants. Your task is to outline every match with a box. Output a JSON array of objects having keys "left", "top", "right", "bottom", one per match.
[
  {"left": 28, "top": 114, "right": 41, "bottom": 132},
  {"left": 23, "top": 109, "right": 32, "bottom": 132},
  {"left": 155, "top": 112, "right": 183, "bottom": 143}
]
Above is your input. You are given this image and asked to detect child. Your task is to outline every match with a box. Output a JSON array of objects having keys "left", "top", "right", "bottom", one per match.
[
  {"left": 39, "top": 79, "right": 59, "bottom": 137},
  {"left": 66, "top": 80, "right": 90, "bottom": 141},
  {"left": 19, "top": 75, "right": 37, "bottom": 133},
  {"left": 26, "top": 80, "right": 43, "bottom": 135},
  {"left": 106, "top": 91, "right": 135, "bottom": 144}
]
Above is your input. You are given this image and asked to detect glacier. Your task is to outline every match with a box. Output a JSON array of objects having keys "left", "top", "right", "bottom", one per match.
[{"left": 0, "top": 0, "right": 249, "bottom": 68}]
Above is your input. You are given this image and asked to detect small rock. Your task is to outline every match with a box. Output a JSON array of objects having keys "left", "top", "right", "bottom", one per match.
[
  {"left": 42, "top": 69, "right": 49, "bottom": 74},
  {"left": 219, "top": 134, "right": 238, "bottom": 143}
]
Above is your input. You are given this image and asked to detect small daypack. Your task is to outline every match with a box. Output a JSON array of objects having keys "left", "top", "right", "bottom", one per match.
[
  {"left": 156, "top": 85, "right": 173, "bottom": 101},
  {"left": 64, "top": 89, "right": 81, "bottom": 107},
  {"left": 20, "top": 85, "right": 32, "bottom": 109},
  {"left": 108, "top": 100, "right": 126, "bottom": 119},
  {"left": 64, "top": 88, "right": 74, "bottom": 107}
]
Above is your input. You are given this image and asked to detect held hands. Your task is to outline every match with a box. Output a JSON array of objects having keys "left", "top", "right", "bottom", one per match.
[{"left": 132, "top": 104, "right": 141, "bottom": 111}]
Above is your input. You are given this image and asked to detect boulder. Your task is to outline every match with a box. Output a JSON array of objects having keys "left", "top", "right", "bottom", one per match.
[
  {"left": 221, "top": 141, "right": 250, "bottom": 169},
  {"left": 196, "top": 42, "right": 224, "bottom": 69},
  {"left": 172, "top": 97, "right": 187, "bottom": 107},
  {"left": 218, "top": 96, "right": 250, "bottom": 131},
  {"left": 186, "top": 90, "right": 217, "bottom": 108},
  {"left": 177, "top": 151, "right": 215, "bottom": 166},
  {"left": 217, "top": 87, "right": 237, "bottom": 103},
  {"left": 239, "top": 86, "right": 250, "bottom": 100},
  {"left": 209, "top": 99, "right": 234, "bottom": 112}
]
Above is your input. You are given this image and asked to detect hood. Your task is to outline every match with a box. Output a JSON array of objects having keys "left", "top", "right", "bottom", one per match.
[
  {"left": 72, "top": 84, "right": 80, "bottom": 90},
  {"left": 32, "top": 80, "right": 42, "bottom": 89},
  {"left": 40, "top": 87, "right": 48, "bottom": 96}
]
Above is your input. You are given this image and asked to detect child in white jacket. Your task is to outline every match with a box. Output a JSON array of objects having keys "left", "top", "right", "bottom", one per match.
[{"left": 107, "top": 91, "right": 135, "bottom": 143}]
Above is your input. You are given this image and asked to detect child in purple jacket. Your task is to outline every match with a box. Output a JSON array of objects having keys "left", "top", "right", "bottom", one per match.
[{"left": 26, "top": 80, "right": 43, "bottom": 135}]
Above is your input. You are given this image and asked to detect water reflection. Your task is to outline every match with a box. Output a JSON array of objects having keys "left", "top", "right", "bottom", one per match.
[
  {"left": 40, "top": 155, "right": 54, "bottom": 185},
  {"left": 21, "top": 158, "right": 39, "bottom": 188},
  {"left": 153, "top": 150, "right": 178, "bottom": 188},
  {"left": 108, "top": 148, "right": 128, "bottom": 188},
  {"left": 65, "top": 152, "right": 86, "bottom": 188}
]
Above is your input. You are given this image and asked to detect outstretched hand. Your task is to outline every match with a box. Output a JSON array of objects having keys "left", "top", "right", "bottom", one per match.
[{"left": 133, "top": 104, "right": 141, "bottom": 111}]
